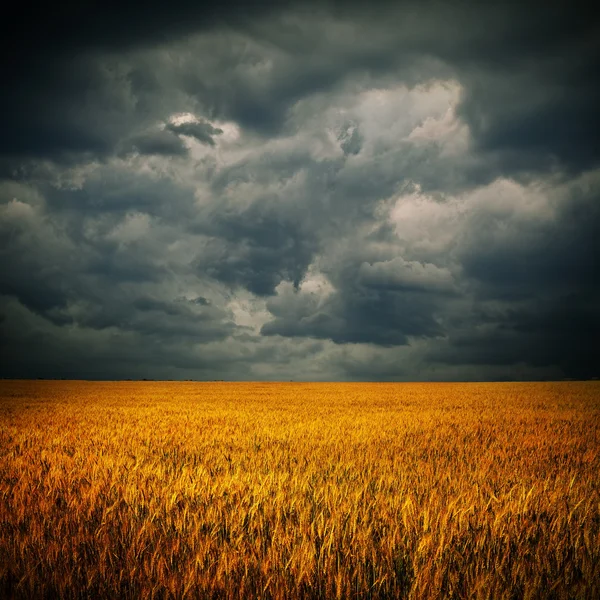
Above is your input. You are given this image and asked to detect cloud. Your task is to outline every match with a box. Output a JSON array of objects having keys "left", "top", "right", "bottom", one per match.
[
  {"left": 195, "top": 204, "right": 317, "bottom": 296},
  {"left": 125, "top": 129, "right": 189, "bottom": 157},
  {"left": 1, "top": 0, "right": 598, "bottom": 380},
  {"left": 358, "top": 257, "right": 455, "bottom": 294},
  {"left": 261, "top": 269, "right": 446, "bottom": 347},
  {"left": 3, "top": 2, "right": 597, "bottom": 173},
  {"left": 166, "top": 120, "right": 224, "bottom": 146}
]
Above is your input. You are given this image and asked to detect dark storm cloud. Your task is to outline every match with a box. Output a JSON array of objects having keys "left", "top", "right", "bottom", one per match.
[
  {"left": 461, "top": 187, "right": 600, "bottom": 298},
  {"left": 262, "top": 286, "right": 444, "bottom": 346},
  {"left": 166, "top": 121, "right": 224, "bottom": 146},
  {"left": 196, "top": 210, "right": 317, "bottom": 296},
  {"left": 456, "top": 59, "right": 600, "bottom": 176},
  {"left": 43, "top": 165, "right": 197, "bottom": 219},
  {"left": 432, "top": 175, "right": 600, "bottom": 379},
  {"left": 125, "top": 130, "right": 189, "bottom": 157},
  {"left": 1, "top": 0, "right": 599, "bottom": 380},
  {"left": 0, "top": 198, "right": 78, "bottom": 320},
  {"left": 1, "top": 57, "right": 138, "bottom": 162},
  {"left": 339, "top": 126, "right": 363, "bottom": 157},
  {"left": 79, "top": 293, "right": 237, "bottom": 341},
  {"left": 0, "top": 295, "right": 253, "bottom": 381},
  {"left": 358, "top": 258, "right": 455, "bottom": 294},
  {"left": 262, "top": 248, "right": 451, "bottom": 347},
  {"left": 0, "top": 186, "right": 235, "bottom": 350},
  {"left": 428, "top": 296, "right": 600, "bottom": 380},
  {"left": 185, "top": 147, "right": 325, "bottom": 296},
  {"left": 2, "top": 0, "right": 597, "bottom": 172}
]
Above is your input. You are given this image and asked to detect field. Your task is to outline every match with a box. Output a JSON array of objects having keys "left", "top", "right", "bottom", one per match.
[{"left": 1, "top": 380, "right": 599, "bottom": 599}]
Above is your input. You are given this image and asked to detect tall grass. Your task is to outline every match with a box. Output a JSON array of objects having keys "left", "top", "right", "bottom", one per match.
[{"left": 1, "top": 381, "right": 599, "bottom": 598}]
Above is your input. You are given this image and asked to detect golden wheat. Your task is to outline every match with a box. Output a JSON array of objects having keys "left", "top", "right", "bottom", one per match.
[{"left": 0, "top": 381, "right": 599, "bottom": 599}]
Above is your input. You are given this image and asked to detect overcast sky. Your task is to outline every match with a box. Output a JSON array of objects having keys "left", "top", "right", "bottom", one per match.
[{"left": 1, "top": 0, "right": 598, "bottom": 380}]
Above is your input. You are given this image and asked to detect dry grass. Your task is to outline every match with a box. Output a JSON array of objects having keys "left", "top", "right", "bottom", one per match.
[{"left": 0, "top": 380, "right": 599, "bottom": 599}]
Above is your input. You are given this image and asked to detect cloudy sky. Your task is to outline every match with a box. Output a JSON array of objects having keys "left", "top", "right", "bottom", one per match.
[{"left": 1, "top": 0, "right": 598, "bottom": 380}]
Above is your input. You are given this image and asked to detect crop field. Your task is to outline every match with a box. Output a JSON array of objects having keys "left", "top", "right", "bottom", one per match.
[{"left": 0, "top": 380, "right": 599, "bottom": 599}]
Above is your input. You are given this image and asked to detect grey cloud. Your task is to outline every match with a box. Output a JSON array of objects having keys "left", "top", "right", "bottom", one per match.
[
  {"left": 43, "top": 164, "right": 198, "bottom": 220},
  {"left": 0, "top": 188, "right": 237, "bottom": 353},
  {"left": 3, "top": 1, "right": 596, "bottom": 178},
  {"left": 0, "top": 199, "right": 79, "bottom": 319},
  {"left": 339, "top": 125, "right": 363, "bottom": 156},
  {"left": 166, "top": 121, "right": 224, "bottom": 146},
  {"left": 261, "top": 277, "right": 445, "bottom": 347},
  {"left": 456, "top": 61, "right": 600, "bottom": 176},
  {"left": 125, "top": 129, "right": 189, "bottom": 156},
  {"left": 459, "top": 178, "right": 600, "bottom": 299},
  {"left": 1, "top": 57, "right": 143, "bottom": 162},
  {"left": 1, "top": 0, "right": 599, "bottom": 380},
  {"left": 358, "top": 257, "right": 455, "bottom": 294},
  {"left": 0, "top": 297, "right": 251, "bottom": 380},
  {"left": 428, "top": 297, "right": 600, "bottom": 380},
  {"left": 422, "top": 175, "right": 600, "bottom": 379},
  {"left": 198, "top": 218, "right": 316, "bottom": 296},
  {"left": 188, "top": 296, "right": 210, "bottom": 306}
]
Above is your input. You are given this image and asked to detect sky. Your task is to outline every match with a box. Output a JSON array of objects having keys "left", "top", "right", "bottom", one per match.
[{"left": 1, "top": 0, "right": 598, "bottom": 381}]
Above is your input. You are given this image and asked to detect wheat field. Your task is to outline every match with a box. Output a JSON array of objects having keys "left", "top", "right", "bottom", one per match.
[{"left": 0, "top": 380, "right": 599, "bottom": 599}]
